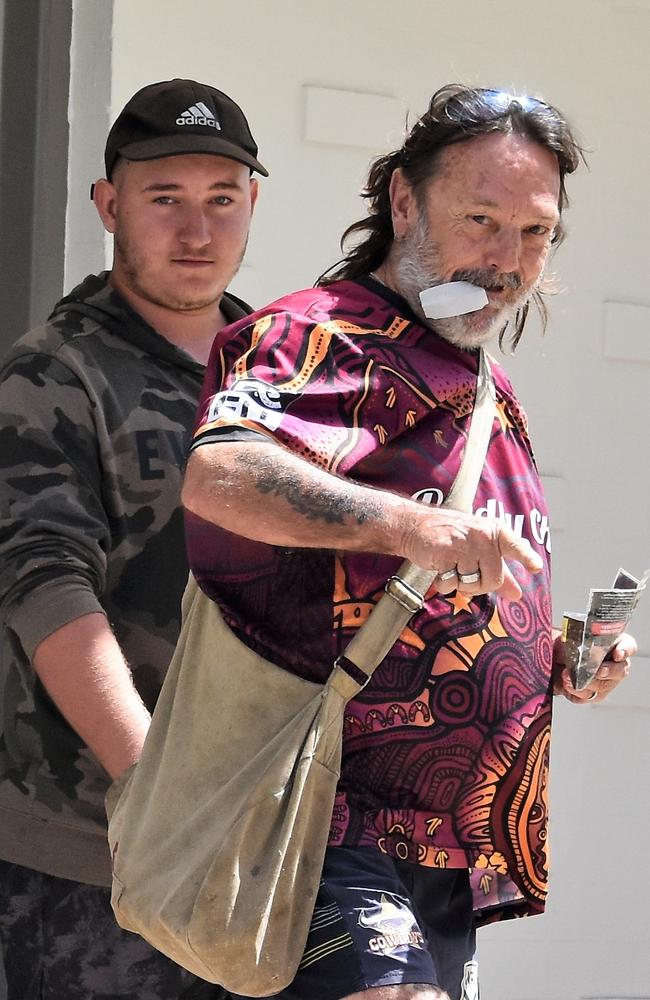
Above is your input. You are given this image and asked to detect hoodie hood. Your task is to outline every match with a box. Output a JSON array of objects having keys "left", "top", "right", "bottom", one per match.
[{"left": 51, "top": 271, "right": 250, "bottom": 373}]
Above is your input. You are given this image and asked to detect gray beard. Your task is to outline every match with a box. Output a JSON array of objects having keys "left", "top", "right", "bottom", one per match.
[{"left": 391, "top": 214, "right": 533, "bottom": 350}]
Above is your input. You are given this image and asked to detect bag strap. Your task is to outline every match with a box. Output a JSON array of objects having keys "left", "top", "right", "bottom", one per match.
[{"left": 336, "top": 347, "right": 497, "bottom": 687}]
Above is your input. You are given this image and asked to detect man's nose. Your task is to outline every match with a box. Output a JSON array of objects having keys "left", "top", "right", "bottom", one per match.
[
  {"left": 485, "top": 228, "right": 522, "bottom": 273},
  {"left": 178, "top": 207, "right": 212, "bottom": 248}
]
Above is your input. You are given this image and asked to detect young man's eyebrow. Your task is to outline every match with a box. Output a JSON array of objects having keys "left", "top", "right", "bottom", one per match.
[{"left": 141, "top": 181, "right": 244, "bottom": 193}]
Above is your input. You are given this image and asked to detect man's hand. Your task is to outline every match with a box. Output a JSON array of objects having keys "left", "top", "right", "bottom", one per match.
[
  {"left": 401, "top": 508, "right": 544, "bottom": 601},
  {"left": 553, "top": 631, "right": 638, "bottom": 704}
]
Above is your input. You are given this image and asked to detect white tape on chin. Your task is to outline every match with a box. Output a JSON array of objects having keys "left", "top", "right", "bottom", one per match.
[{"left": 419, "top": 281, "right": 488, "bottom": 319}]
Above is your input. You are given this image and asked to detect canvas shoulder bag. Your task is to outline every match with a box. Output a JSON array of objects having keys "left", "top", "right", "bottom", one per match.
[{"left": 106, "top": 349, "right": 496, "bottom": 997}]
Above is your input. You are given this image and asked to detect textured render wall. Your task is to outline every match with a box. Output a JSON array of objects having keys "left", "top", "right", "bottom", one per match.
[
  {"left": 69, "top": 2, "right": 650, "bottom": 996},
  {"left": 64, "top": 0, "right": 113, "bottom": 291}
]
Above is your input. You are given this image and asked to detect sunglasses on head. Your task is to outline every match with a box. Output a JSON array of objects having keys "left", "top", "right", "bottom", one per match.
[{"left": 477, "top": 89, "right": 551, "bottom": 114}]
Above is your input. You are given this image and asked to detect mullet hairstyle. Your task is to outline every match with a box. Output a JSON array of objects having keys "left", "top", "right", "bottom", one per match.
[{"left": 319, "top": 84, "right": 585, "bottom": 350}]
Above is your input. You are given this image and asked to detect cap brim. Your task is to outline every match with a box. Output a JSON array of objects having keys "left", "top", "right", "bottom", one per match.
[{"left": 118, "top": 134, "right": 269, "bottom": 177}]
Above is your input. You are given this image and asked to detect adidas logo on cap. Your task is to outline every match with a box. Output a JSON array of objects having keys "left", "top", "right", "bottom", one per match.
[
  {"left": 176, "top": 101, "right": 221, "bottom": 129},
  {"left": 102, "top": 79, "right": 268, "bottom": 178}
]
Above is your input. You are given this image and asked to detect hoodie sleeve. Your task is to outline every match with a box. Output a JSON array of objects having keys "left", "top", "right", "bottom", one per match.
[{"left": 0, "top": 347, "right": 108, "bottom": 660}]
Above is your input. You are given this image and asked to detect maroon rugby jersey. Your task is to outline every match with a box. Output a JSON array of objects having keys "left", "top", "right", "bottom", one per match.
[{"left": 187, "top": 277, "right": 554, "bottom": 922}]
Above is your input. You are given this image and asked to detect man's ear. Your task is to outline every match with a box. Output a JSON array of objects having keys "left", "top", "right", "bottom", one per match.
[
  {"left": 249, "top": 176, "right": 259, "bottom": 213},
  {"left": 92, "top": 178, "right": 118, "bottom": 235},
  {"left": 389, "top": 167, "right": 417, "bottom": 239}
]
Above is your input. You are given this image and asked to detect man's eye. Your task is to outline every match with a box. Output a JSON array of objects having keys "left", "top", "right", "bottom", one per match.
[
  {"left": 470, "top": 215, "right": 490, "bottom": 226},
  {"left": 527, "top": 224, "right": 550, "bottom": 236},
  {"left": 153, "top": 196, "right": 176, "bottom": 205},
  {"left": 212, "top": 195, "right": 233, "bottom": 205}
]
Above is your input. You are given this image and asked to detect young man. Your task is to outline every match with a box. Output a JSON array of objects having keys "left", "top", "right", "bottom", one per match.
[
  {"left": 0, "top": 78, "right": 266, "bottom": 999},
  {"left": 182, "top": 86, "right": 635, "bottom": 1000}
]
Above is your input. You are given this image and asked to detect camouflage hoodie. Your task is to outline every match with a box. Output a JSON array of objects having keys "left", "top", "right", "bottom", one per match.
[{"left": 0, "top": 272, "right": 249, "bottom": 886}]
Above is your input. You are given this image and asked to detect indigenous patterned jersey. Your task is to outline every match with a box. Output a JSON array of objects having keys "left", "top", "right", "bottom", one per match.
[
  {"left": 0, "top": 272, "right": 249, "bottom": 886},
  {"left": 188, "top": 277, "right": 554, "bottom": 922}
]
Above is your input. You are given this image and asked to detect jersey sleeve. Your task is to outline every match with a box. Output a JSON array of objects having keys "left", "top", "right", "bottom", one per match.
[
  {"left": 191, "top": 310, "right": 374, "bottom": 473},
  {"left": 0, "top": 349, "right": 109, "bottom": 659}
]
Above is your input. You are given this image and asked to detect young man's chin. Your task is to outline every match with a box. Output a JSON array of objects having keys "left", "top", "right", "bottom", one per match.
[
  {"left": 164, "top": 293, "right": 223, "bottom": 313},
  {"left": 131, "top": 281, "right": 222, "bottom": 314}
]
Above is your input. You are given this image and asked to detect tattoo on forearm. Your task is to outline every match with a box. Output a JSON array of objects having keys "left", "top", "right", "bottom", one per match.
[{"left": 243, "top": 452, "right": 381, "bottom": 527}]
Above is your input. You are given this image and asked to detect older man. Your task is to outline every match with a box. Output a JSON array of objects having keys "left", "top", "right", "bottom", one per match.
[
  {"left": 0, "top": 78, "right": 265, "bottom": 999},
  {"left": 182, "top": 86, "right": 634, "bottom": 1000}
]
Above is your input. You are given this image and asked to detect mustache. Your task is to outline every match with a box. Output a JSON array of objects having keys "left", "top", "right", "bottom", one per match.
[{"left": 451, "top": 268, "right": 523, "bottom": 291}]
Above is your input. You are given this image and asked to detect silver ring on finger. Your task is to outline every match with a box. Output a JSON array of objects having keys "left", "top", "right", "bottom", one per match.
[
  {"left": 458, "top": 570, "right": 481, "bottom": 585},
  {"left": 438, "top": 568, "right": 458, "bottom": 582}
]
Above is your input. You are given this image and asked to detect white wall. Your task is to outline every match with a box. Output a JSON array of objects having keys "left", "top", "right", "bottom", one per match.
[
  {"left": 68, "top": 2, "right": 650, "bottom": 997},
  {"left": 65, "top": 0, "right": 112, "bottom": 291}
]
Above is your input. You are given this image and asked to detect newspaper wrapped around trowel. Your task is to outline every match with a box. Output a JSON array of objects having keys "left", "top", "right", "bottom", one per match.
[{"left": 562, "top": 568, "right": 649, "bottom": 690}]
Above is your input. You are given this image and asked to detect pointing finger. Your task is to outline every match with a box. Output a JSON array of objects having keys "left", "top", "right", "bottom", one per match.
[
  {"left": 496, "top": 564, "right": 523, "bottom": 602},
  {"left": 497, "top": 530, "right": 544, "bottom": 575}
]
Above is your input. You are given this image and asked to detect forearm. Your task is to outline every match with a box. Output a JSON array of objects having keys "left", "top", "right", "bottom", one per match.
[
  {"left": 33, "top": 612, "right": 151, "bottom": 779},
  {"left": 182, "top": 438, "right": 543, "bottom": 605},
  {"left": 183, "top": 439, "right": 414, "bottom": 556}
]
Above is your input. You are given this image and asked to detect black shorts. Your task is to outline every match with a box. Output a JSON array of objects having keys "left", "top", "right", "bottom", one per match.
[{"left": 242, "top": 846, "right": 479, "bottom": 1000}]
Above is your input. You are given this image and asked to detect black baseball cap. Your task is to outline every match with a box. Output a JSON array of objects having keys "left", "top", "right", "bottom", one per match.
[{"left": 103, "top": 78, "right": 268, "bottom": 179}]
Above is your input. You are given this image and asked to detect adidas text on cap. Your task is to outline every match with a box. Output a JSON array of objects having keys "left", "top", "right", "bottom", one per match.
[{"left": 104, "top": 78, "right": 268, "bottom": 178}]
